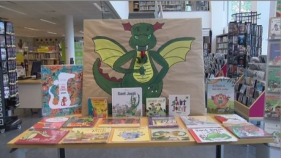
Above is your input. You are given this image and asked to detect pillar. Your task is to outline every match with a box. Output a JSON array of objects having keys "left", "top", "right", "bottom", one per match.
[{"left": 65, "top": 15, "right": 75, "bottom": 64}]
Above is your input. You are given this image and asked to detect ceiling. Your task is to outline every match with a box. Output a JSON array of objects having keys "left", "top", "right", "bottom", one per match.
[{"left": 0, "top": 1, "right": 120, "bottom": 37}]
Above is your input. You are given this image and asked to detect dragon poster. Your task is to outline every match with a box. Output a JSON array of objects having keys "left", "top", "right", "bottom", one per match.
[{"left": 83, "top": 19, "right": 205, "bottom": 115}]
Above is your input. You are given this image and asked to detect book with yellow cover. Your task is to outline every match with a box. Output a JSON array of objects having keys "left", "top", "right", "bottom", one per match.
[
  {"left": 88, "top": 97, "right": 108, "bottom": 118},
  {"left": 112, "top": 127, "right": 149, "bottom": 142}
]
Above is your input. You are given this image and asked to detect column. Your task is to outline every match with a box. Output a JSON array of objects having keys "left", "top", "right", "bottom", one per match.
[{"left": 65, "top": 15, "right": 75, "bottom": 64}]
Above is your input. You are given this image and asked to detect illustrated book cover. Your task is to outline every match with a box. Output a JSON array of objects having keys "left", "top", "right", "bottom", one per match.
[
  {"left": 207, "top": 78, "right": 235, "bottom": 114},
  {"left": 62, "top": 116, "right": 96, "bottom": 128},
  {"left": 180, "top": 116, "right": 220, "bottom": 129},
  {"left": 30, "top": 117, "right": 69, "bottom": 130},
  {"left": 148, "top": 116, "right": 178, "bottom": 128},
  {"left": 189, "top": 127, "right": 237, "bottom": 143},
  {"left": 267, "top": 68, "right": 281, "bottom": 93},
  {"left": 151, "top": 128, "right": 190, "bottom": 142},
  {"left": 214, "top": 114, "right": 247, "bottom": 124},
  {"left": 62, "top": 128, "right": 111, "bottom": 144},
  {"left": 268, "top": 43, "right": 281, "bottom": 66},
  {"left": 98, "top": 118, "right": 140, "bottom": 127},
  {"left": 15, "top": 130, "right": 69, "bottom": 144},
  {"left": 168, "top": 95, "right": 190, "bottom": 116},
  {"left": 112, "top": 127, "right": 149, "bottom": 142},
  {"left": 41, "top": 65, "right": 83, "bottom": 117},
  {"left": 264, "top": 122, "right": 281, "bottom": 148},
  {"left": 112, "top": 88, "right": 142, "bottom": 117},
  {"left": 269, "top": 17, "right": 281, "bottom": 37},
  {"left": 88, "top": 97, "right": 108, "bottom": 118},
  {"left": 265, "top": 95, "right": 281, "bottom": 120},
  {"left": 146, "top": 98, "right": 166, "bottom": 116}
]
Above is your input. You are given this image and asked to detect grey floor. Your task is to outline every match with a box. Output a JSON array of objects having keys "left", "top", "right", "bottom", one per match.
[{"left": 0, "top": 110, "right": 257, "bottom": 158}]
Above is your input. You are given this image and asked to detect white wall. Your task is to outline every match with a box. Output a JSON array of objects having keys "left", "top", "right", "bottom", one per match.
[{"left": 110, "top": 1, "right": 129, "bottom": 19}]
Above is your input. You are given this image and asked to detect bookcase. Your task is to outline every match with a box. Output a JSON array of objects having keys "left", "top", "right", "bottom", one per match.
[{"left": 216, "top": 34, "right": 228, "bottom": 54}]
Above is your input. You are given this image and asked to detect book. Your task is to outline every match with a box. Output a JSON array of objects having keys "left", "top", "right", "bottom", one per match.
[
  {"left": 151, "top": 128, "right": 190, "bottom": 142},
  {"left": 112, "top": 88, "right": 142, "bottom": 117},
  {"left": 88, "top": 97, "right": 108, "bottom": 118},
  {"left": 268, "top": 43, "right": 281, "bottom": 66},
  {"left": 41, "top": 65, "right": 83, "bottom": 117},
  {"left": 269, "top": 17, "right": 281, "bottom": 37},
  {"left": 264, "top": 122, "right": 281, "bottom": 148},
  {"left": 207, "top": 78, "right": 235, "bottom": 114},
  {"left": 168, "top": 95, "right": 190, "bottom": 116},
  {"left": 15, "top": 130, "right": 69, "bottom": 144},
  {"left": 112, "top": 127, "right": 149, "bottom": 142},
  {"left": 265, "top": 95, "right": 281, "bottom": 120},
  {"left": 180, "top": 116, "right": 220, "bottom": 129},
  {"left": 267, "top": 68, "right": 281, "bottom": 93},
  {"left": 62, "top": 128, "right": 111, "bottom": 144},
  {"left": 148, "top": 117, "right": 178, "bottom": 128},
  {"left": 62, "top": 116, "right": 96, "bottom": 128},
  {"left": 98, "top": 118, "right": 140, "bottom": 127},
  {"left": 30, "top": 117, "right": 69, "bottom": 130},
  {"left": 189, "top": 127, "right": 237, "bottom": 143},
  {"left": 214, "top": 114, "right": 247, "bottom": 124},
  {"left": 146, "top": 98, "right": 166, "bottom": 116}
]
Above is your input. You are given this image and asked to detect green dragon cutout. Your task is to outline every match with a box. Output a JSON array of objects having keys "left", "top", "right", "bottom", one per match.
[{"left": 92, "top": 22, "right": 195, "bottom": 101}]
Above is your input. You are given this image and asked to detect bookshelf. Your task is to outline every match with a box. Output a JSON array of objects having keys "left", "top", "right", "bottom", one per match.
[
  {"left": 131, "top": 1, "right": 184, "bottom": 12},
  {"left": 216, "top": 34, "right": 228, "bottom": 54}
]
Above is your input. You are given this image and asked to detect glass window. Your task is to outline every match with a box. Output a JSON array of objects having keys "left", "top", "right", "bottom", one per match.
[{"left": 228, "top": 1, "right": 252, "bottom": 22}]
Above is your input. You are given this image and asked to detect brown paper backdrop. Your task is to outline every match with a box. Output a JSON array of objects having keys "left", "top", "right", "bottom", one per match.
[{"left": 82, "top": 19, "right": 205, "bottom": 116}]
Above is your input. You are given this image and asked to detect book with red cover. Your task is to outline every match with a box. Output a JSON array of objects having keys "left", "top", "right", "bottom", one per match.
[
  {"left": 15, "top": 130, "right": 69, "bottom": 144},
  {"left": 214, "top": 114, "right": 247, "bottom": 124},
  {"left": 62, "top": 116, "right": 96, "bottom": 128},
  {"left": 30, "top": 117, "right": 69, "bottom": 130}
]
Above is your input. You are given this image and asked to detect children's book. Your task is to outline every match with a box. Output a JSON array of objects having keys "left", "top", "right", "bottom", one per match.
[
  {"left": 62, "top": 128, "right": 111, "bottom": 144},
  {"left": 267, "top": 68, "right": 281, "bottom": 93},
  {"left": 15, "top": 130, "right": 69, "bottom": 144},
  {"left": 146, "top": 98, "right": 166, "bottom": 116},
  {"left": 265, "top": 95, "right": 281, "bottom": 120},
  {"left": 112, "top": 127, "right": 149, "bottom": 142},
  {"left": 62, "top": 116, "right": 96, "bottom": 128},
  {"left": 168, "top": 95, "right": 190, "bottom": 116},
  {"left": 214, "top": 114, "right": 247, "bottom": 124},
  {"left": 189, "top": 127, "right": 237, "bottom": 143},
  {"left": 180, "top": 116, "right": 220, "bottom": 129},
  {"left": 264, "top": 122, "right": 281, "bottom": 148},
  {"left": 268, "top": 43, "right": 281, "bottom": 66},
  {"left": 112, "top": 88, "right": 142, "bottom": 117},
  {"left": 148, "top": 117, "right": 178, "bottom": 128},
  {"left": 207, "top": 78, "right": 235, "bottom": 114},
  {"left": 98, "top": 118, "right": 140, "bottom": 127},
  {"left": 41, "top": 65, "right": 83, "bottom": 117},
  {"left": 151, "top": 128, "right": 190, "bottom": 142},
  {"left": 30, "top": 117, "right": 69, "bottom": 130},
  {"left": 88, "top": 97, "right": 108, "bottom": 118}
]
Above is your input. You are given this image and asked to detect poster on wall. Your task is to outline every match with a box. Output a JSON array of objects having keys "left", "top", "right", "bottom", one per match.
[
  {"left": 41, "top": 65, "right": 83, "bottom": 117},
  {"left": 82, "top": 19, "right": 205, "bottom": 116}
]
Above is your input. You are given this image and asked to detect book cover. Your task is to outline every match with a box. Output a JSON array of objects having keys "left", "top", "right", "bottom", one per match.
[
  {"left": 269, "top": 17, "right": 281, "bottom": 37},
  {"left": 180, "top": 116, "right": 220, "bottom": 129},
  {"left": 264, "top": 123, "right": 281, "bottom": 148},
  {"left": 30, "top": 117, "right": 69, "bottom": 130},
  {"left": 214, "top": 114, "right": 247, "bottom": 124},
  {"left": 146, "top": 98, "right": 166, "bottom": 116},
  {"left": 15, "top": 130, "right": 69, "bottom": 144},
  {"left": 207, "top": 78, "right": 235, "bottom": 114},
  {"left": 265, "top": 95, "right": 281, "bottom": 120},
  {"left": 62, "top": 116, "right": 96, "bottom": 128},
  {"left": 151, "top": 128, "right": 190, "bottom": 142},
  {"left": 189, "top": 127, "right": 237, "bottom": 143},
  {"left": 168, "top": 95, "right": 190, "bottom": 116},
  {"left": 112, "top": 88, "right": 142, "bottom": 117},
  {"left": 269, "top": 43, "right": 281, "bottom": 66},
  {"left": 62, "top": 128, "right": 111, "bottom": 144},
  {"left": 98, "top": 118, "right": 140, "bottom": 127},
  {"left": 112, "top": 127, "right": 149, "bottom": 142},
  {"left": 148, "top": 117, "right": 178, "bottom": 128},
  {"left": 267, "top": 68, "right": 281, "bottom": 93},
  {"left": 41, "top": 65, "right": 83, "bottom": 117},
  {"left": 88, "top": 97, "right": 108, "bottom": 118}
]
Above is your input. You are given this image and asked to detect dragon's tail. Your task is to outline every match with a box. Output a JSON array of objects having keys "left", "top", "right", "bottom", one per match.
[{"left": 93, "top": 58, "right": 122, "bottom": 95}]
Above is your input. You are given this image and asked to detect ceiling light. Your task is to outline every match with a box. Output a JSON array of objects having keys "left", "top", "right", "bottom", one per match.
[
  {"left": 0, "top": 5, "right": 26, "bottom": 15},
  {"left": 93, "top": 3, "right": 102, "bottom": 11},
  {"left": 47, "top": 32, "right": 57, "bottom": 35},
  {"left": 24, "top": 27, "right": 39, "bottom": 31},
  {"left": 40, "top": 19, "right": 56, "bottom": 25}
]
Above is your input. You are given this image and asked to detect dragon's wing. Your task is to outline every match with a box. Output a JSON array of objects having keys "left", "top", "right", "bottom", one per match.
[
  {"left": 158, "top": 37, "right": 195, "bottom": 67},
  {"left": 93, "top": 36, "right": 127, "bottom": 68}
]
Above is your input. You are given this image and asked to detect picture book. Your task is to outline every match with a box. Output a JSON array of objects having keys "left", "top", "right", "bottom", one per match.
[
  {"left": 168, "top": 95, "right": 190, "bottom": 116},
  {"left": 189, "top": 127, "right": 237, "bottom": 143},
  {"left": 269, "top": 17, "right": 281, "bottom": 37},
  {"left": 267, "top": 68, "right": 281, "bottom": 93},
  {"left": 62, "top": 116, "right": 96, "bottom": 128},
  {"left": 98, "top": 118, "right": 140, "bottom": 127},
  {"left": 41, "top": 65, "right": 83, "bottom": 117},
  {"left": 62, "top": 128, "right": 111, "bottom": 144},
  {"left": 151, "top": 128, "right": 190, "bottom": 142},
  {"left": 180, "top": 116, "right": 220, "bottom": 129},
  {"left": 88, "top": 97, "right": 108, "bottom": 118},
  {"left": 146, "top": 98, "right": 166, "bottom": 116},
  {"left": 148, "top": 117, "right": 178, "bottom": 128},
  {"left": 30, "top": 117, "right": 69, "bottom": 130},
  {"left": 265, "top": 95, "right": 281, "bottom": 120},
  {"left": 112, "top": 127, "right": 149, "bottom": 142},
  {"left": 264, "top": 123, "right": 281, "bottom": 148},
  {"left": 207, "top": 78, "right": 235, "bottom": 114},
  {"left": 112, "top": 88, "right": 142, "bottom": 117},
  {"left": 214, "top": 114, "right": 247, "bottom": 124},
  {"left": 269, "top": 43, "right": 281, "bottom": 66},
  {"left": 15, "top": 130, "right": 69, "bottom": 144}
]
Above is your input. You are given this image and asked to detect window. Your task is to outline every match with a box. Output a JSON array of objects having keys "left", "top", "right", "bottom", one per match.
[{"left": 228, "top": 1, "right": 252, "bottom": 22}]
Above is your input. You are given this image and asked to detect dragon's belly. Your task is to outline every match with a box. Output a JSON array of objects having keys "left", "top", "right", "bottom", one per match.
[{"left": 133, "top": 52, "right": 154, "bottom": 83}]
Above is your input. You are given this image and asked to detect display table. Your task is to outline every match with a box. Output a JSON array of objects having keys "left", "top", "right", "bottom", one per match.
[
  {"left": 18, "top": 79, "right": 42, "bottom": 109},
  {"left": 7, "top": 115, "right": 274, "bottom": 158}
]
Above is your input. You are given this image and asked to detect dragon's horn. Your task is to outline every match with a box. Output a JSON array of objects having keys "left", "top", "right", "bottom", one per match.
[
  {"left": 153, "top": 22, "right": 164, "bottom": 31},
  {"left": 122, "top": 23, "right": 132, "bottom": 31}
]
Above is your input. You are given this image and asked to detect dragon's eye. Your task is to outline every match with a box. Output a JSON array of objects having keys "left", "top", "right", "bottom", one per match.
[
  {"left": 134, "top": 36, "right": 138, "bottom": 39},
  {"left": 148, "top": 34, "right": 152, "bottom": 39}
]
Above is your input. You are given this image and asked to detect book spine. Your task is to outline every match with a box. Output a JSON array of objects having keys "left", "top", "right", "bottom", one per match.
[{"left": 188, "top": 129, "right": 202, "bottom": 143}]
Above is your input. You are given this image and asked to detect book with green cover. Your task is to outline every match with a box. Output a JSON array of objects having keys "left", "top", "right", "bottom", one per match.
[
  {"left": 151, "top": 128, "right": 189, "bottom": 142},
  {"left": 62, "top": 116, "right": 96, "bottom": 128}
]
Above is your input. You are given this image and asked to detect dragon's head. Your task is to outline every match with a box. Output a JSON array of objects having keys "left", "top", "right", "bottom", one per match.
[{"left": 122, "top": 22, "right": 164, "bottom": 51}]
